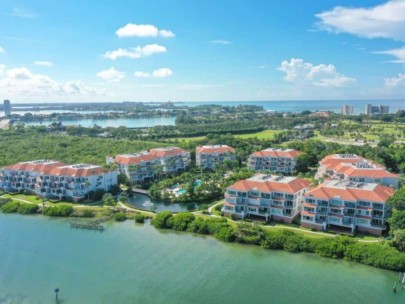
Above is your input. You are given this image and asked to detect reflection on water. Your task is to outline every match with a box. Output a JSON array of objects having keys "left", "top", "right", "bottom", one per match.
[{"left": 127, "top": 193, "right": 197, "bottom": 212}]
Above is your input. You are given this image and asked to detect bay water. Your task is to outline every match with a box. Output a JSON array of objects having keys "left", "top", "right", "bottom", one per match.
[{"left": 0, "top": 214, "right": 403, "bottom": 304}]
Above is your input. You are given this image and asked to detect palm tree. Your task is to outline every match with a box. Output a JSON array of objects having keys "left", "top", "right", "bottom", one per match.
[
  {"left": 154, "top": 164, "right": 164, "bottom": 181},
  {"left": 128, "top": 164, "right": 141, "bottom": 184},
  {"left": 84, "top": 180, "right": 91, "bottom": 200}
]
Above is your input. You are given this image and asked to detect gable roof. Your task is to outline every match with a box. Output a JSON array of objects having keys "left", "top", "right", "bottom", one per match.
[
  {"left": 306, "top": 183, "right": 394, "bottom": 203},
  {"left": 228, "top": 177, "right": 310, "bottom": 194},
  {"left": 250, "top": 148, "right": 301, "bottom": 158},
  {"left": 196, "top": 145, "right": 236, "bottom": 154}
]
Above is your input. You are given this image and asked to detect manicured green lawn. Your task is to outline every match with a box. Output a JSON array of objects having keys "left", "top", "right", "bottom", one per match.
[{"left": 235, "top": 129, "right": 283, "bottom": 139}]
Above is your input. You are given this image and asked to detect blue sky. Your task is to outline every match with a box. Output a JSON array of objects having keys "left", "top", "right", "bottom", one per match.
[{"left": 0, "top": 0, "right": 404, "bottom": 102}]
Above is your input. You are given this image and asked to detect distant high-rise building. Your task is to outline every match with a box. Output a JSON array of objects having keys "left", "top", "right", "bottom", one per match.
[
  {"left": 3, "top": 100, "right": 11, "bottom": 117},
  {"left": 365, "top": 103, "right": 389, "bottom": 115},
  {"left": 341, "top": 104, "right": 354, "bottom": 115},
  {"left": 380, "top": 105, "right": 389, "bottom": 114}
]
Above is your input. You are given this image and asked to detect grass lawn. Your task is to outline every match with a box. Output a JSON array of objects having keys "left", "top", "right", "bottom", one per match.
[
  {"left": 235, "top": 129, "right": 283, "bottom": 140},
  {"left": 3, "top": 193, "right": 42, "bottom": 204}
]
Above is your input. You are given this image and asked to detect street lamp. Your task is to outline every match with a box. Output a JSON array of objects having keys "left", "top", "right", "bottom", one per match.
[{"left": 54, "top": 288, "right": 60, "bottom": 301}]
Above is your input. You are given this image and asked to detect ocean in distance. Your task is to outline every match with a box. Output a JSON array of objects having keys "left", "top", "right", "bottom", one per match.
[
  {"left": 0, "top": 214, "right": 403, "bottom": 304},
  {"left": 179, "top": 99, "right": 405, "bottom": 114}
]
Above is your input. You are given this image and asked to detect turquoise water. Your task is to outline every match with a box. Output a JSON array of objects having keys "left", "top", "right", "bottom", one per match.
[
  {"left": 0, "top": 214, "right": 404, "bottom": 304},
  {"left": 21, "top": 116, "right": 176, "bottom": 128}
]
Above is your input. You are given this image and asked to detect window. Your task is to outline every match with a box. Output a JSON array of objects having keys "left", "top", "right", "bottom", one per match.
[
  {"left": 303, "top": 216, "right": 313, "bottom": 221},
  {"left": 329, "top": 216, "right": 340, "bottom": 223},
  {"left": 356, "top": 219, "right": 368, "bottom": 225},
  {"left": 358, "top": 201, "right": 370, "bottom": 207}
]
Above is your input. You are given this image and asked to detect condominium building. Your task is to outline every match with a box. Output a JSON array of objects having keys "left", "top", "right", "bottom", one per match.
[
  {"left": 222, "top": 174, "right": 310, "bottom": 223},
  {"left": 316, "top": 154, "right": 398, "bottom": 189},
  {"left": 196, "top": 145, "right": 236, "bottom": 169},
  {"left": 0, "top": 160, "right": 118, "bottom": 202},
  {"left": 341, "top": 104, "right": 354, "bottom": 115},
  {"left": 108, "top": 147, "right": 191, "bottom": 184},
  {"left": 365, "top": 104, "right": 389, "bottom": 115},
  {"left": 3, "top": 100, "right": 11, "bottom": 117},
  {"left": 301, "top": 180, "right": 394, "bottom": 235},
  {"left": 247, "top": 148, "right": 301, "bottom": 173}
]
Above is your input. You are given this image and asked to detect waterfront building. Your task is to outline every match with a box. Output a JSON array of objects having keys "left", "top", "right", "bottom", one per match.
[
  {"left": 109, "top": 147, "right": 191, "bottom": 184},
  {"left": 196, "top": 145, "right": 236, "bottom": 169},
  {"left": 3, "top": 100, "right": 11, "bottom": 117},
  {"left": 223, "top": 174, "right": 310, "bottom": 222},
  {"left": 365, "top": 104, "right": 389, "bottom": 115},
  {"left": 341, "top": 104, "right": 354, "bottom": 115},
  {"left": 316, "top": 154, "right": 398, "bottom": 189},
  {"left": 301, "top": 180, "right": 393, "bottom": 235},
  {"left": 0, "top": 160, "right": 118, "bottom": 202},
  {"left": 247, "top": 148, "right": 300, "bottom": 174}
]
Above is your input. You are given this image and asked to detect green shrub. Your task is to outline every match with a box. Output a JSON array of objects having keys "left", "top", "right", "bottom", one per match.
[
  {"left": 234, "top": 223, "right": 265, "bottom": 245},
  {"left": 1, "top": 201, "right": 20, "bottom": 213},
  {"left": 344, "top": 243, "right": 405, "bottom": 271},
  {"left": 213, "top": 226, "right": 235, "bottom": 242},
  {"left": 151, "top": 211, "right": 173, "bottom": 229},
  {"left": 44, "top": 204, "right": 74, "bottom": 217},
  {"left": 170, "top": 212, "right": 195, "bottom": 231},
  {"left": 114, "top": 212, "right": 127, "bottom": 221},
  {"left": 134, "top": 213, "right": 145, "bottom": 223},
  {"left": 17, "top": 203, "right": 39, "bottom": 214},
  {"left": 188, "top": 218, "right": 210, "bottom": 234}
]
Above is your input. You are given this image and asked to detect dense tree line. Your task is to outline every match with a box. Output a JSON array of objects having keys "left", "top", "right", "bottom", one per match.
[
  {"left": 151, "top": 212, "right": 405, "bottom": 271},
  {"left": 0, "top": 128, "right": 164, "bottom": 166}
]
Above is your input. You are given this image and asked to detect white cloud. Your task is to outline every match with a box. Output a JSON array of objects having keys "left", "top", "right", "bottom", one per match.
[
  {"left": 374, "top": 46, "right": 405, "bottom": 63},
  {"left": 210, "top": 40, "right": 232, "bottom": 45},
  {"left": 33, "top": 61, "right": 53, "bottom": 67},
  {"left": 0, "top": 47, "right": 4, "bottom": 53},
  {"left": 385, "top": 73, "right": 405, "bottom": 87},
  {"left": 104, "top": 44, "right": 167, "bottom": 60},
  {"left": 152, "top": 68, "right": 172, "bottom": 78},
  {"left": 0, "top": 65, "right": 103, "bottom": 97},
  {"left": 278, "top": 58, "right": 356, "bottom": 87},
  {"left": 116, "top": 23, "right": 175, "bottom": 38},
  {"left": 97, "top": 67, "right": 125, "bottom": 82},
  {"left": 316, "top": 0, "right": 405, "bottom": 41},
  {"left": 134, "top": 68, "right": 173, "bottom": 78},
  {"left": 134, "top": 71, "right": 150, "bottom": 78}
]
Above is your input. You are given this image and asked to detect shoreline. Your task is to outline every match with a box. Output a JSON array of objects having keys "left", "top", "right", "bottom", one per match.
[{"left": 1, "top": 207, "right": 403, "bottom": 272}]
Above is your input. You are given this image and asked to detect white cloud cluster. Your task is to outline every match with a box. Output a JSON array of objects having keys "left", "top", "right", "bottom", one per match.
[
  {"left": 134, "top": 68, "right": 173, "bottom": 78},
  {"left": 104, "top": 44, "right": 166, "bottom": 60},
  {"left": 0, "top": 64, "right": 103, "bottom": 96},
  {"left": 316, "top": 0, "right": 405, "bottom": 41},
  {"left": 116, "top": 23, "right": 175, "bottom": 38},
  {"left": 278, "top": 58, "right": 356, "bottom": 87},
  {"left": 385, "top": 73, "right": 405, "bottom": 87},
  {"left": 33, "top": 60, "right": 53, "bottom": 67},
  {"left": 97, "top": 67, "right": 125, "bottom": 82},
  {"left": 0, "top": 47, "right": 4, "bottom": 53},
  {"left": 375, "top": 46, "right": 405, "bottom": 63}
]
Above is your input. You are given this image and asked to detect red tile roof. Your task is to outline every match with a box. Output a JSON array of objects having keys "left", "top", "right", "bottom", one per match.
[
  {"left": 250, "top": 148, "right": 301, "bottom": 158},
  {"left": 49, "top": 166, "right": 106, "bottom": 177},
  {"left": 115, "top": 154, "right": 159, "bottom": 165},
  {"left": 306, "top": 183, "right": 394, "bottom": 203},
  {"left": 196, "top": 145, "right": 236, "bottom": 154},
  {"left": 4, "top": 161, "right": 65, "bottom": 174},
  {"left": 149, "top": 147, "right": 188, "bottom": 157},
  {"left": 228, "top": 178, "right": 310, "bottom": 194},
  {"left": 3, "top": 161, "right": 107, "bottom": 177},
  {"left": 320, "top": 154, "right": 398, "bottom": 179}
]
